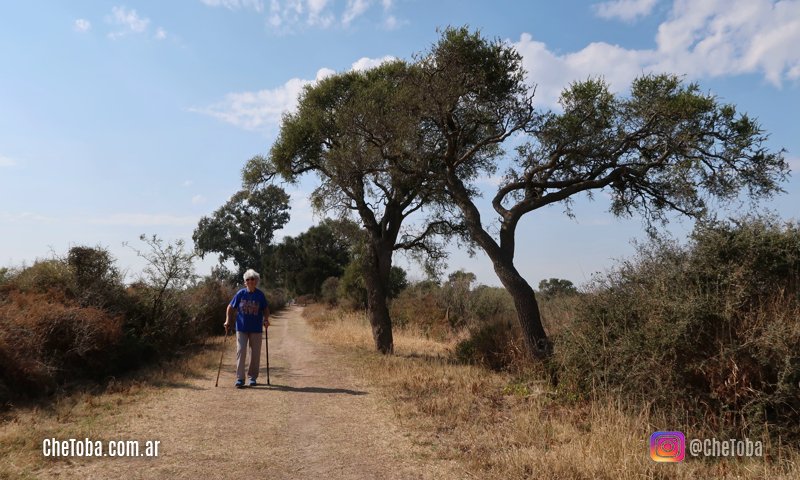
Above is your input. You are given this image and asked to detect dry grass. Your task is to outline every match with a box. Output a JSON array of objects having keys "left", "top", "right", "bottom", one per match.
[
  {"left": 304, "top": 305, "right": 800, "bottom": 480},
  {"left": 0, "top": 342, "right": 219, "bottom": 480}
]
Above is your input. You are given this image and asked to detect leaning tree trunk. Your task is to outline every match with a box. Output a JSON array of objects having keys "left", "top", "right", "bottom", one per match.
[
  {"left": 363, "top": 241, "right": 394, "bottom": 354},
  {"left": 491, "top": 255, "right": 552, "bottom": 359}
]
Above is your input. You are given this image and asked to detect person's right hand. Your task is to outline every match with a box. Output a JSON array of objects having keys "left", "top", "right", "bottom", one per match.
[{"left": 223, "top": 321, "right": 230, "bottom": 334}]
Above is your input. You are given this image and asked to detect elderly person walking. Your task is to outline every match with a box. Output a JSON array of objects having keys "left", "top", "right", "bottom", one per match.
[{"left": 224, "top": 269, "right": 270, "bottom": 388}]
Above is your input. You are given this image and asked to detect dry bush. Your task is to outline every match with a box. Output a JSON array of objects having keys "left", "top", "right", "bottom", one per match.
[
  {"left": 181, "top": 278, "right": 235, "bottom": 336},
  {"left": 389, "top": 283, "right": 449, "bottom": 338},
  {"left": 0, "top": 290, "right": 124, "bottom": 404},
  {"left": 556, "top": 216, "right": 800, "bottom": 442}
]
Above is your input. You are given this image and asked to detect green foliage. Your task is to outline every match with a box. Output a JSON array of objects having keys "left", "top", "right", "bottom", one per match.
[
  {"left": 67, "top": 246, "right": 126, "bottom": 310},
  {"left": 193, "top": 186, "right": 290, "bottom": 276},
  {"left": 537, "top": 278, "right": 578, "bottom": 298},
  {"left": 337, "top": 259, "right": 408, "bottom": 310},
  {"left": 555, "top": 215, "right": 800, "bottom": 441},
  {"left": 320, "top": 277, "right": 340, "bottom": 305},
  {"left": 10, "top": 259, "right": 73, "bottom": 293},
  {"left": 418, "top": 27, "right": 788, "bottom": 359},
  {"left": 338, "top": 260, "right": 368, "bottom": 310},
  {"left": 267, "top": 220, "right": 353, "bottom": 295}
]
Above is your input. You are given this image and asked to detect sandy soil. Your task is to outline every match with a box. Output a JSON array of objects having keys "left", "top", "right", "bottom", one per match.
[{"left": 38, "top": 306, "right": 459, "bottom": 480}]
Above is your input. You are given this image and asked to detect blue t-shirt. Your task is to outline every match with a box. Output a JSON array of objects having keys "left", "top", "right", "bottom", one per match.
[{"left": 229, "top": 288, "right": 269, "bottom": 333}]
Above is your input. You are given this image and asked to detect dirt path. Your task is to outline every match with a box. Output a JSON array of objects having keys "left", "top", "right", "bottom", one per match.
[{"left": 40, "top": 306, "right": 457, "bottom": 479}]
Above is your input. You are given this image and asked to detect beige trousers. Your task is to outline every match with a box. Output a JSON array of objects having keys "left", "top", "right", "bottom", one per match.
[{"left": 236, "top": 331, "right": 262, "bottom": 381}]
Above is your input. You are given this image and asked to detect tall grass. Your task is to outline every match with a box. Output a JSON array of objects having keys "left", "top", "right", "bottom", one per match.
[{"left": 304, "top": 305, "right": 799, "bottom": 479}]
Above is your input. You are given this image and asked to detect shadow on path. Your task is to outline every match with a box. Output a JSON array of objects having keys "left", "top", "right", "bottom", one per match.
[{"left": 250, "top": 384, "right": 368, "bottom": 396}]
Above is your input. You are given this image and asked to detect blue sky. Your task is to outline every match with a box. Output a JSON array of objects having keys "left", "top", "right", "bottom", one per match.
[{"left": 1, "top": 0, "right": 798, "bottom": 287}]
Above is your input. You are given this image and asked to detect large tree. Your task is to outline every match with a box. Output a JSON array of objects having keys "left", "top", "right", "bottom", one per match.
[
  {"left": 244, "top": 62, "right": 455, "bottom": 354},
  {"left": 416, "top": 28, "right": 788, "bottom": 358},
  {"left": 193, "top": 185, "right": 290, "bottom": 277},
  {"left": 267, "top": 219, "right": 353, "bottom": 295}
]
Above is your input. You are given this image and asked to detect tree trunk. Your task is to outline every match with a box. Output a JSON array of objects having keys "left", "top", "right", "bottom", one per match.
[
  {"left": 490, "top": 254, "right": 552, "bottom": 359},
  {"left": 444, "top": 174, "right": 552, "bottom": 359},
  {"left": 363, "top": 241, "right": 394, "bottom": 354}
]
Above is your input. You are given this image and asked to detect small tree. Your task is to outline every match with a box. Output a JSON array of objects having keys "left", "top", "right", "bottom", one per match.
[
  {"left": 538, "top": 278, "right": 578, "bottom": 297},
  {"left": 125, "top": 234, "right": 197, "bottom": 328}
]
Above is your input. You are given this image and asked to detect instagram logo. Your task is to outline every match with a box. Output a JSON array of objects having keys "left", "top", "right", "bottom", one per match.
[{"left": 650, "top": 431, "right": 685, "bottom": 462}]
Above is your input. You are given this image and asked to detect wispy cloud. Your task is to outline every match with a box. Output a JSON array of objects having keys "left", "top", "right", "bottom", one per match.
[
  {"left": 105, "top": 6, "right": 169, "bottom": 41},
  {"left": 1, "top": 211, "right": 197, "bottom": 227},
  {"left": 74, "top": 18, "right": 92, "bottom": 32},
  {"left": 107, "top": 6, "right": 150, "bottom": 39},
  {"left": 193, "top": 57, "right": 394, "bottom": 132},
  {"left": 192, "top": 195, "right": 207, "bottom": 205},
  {"left": 0, "top": 154, "right": 18, "bottom": 167},
  {"left": 220, "top": 0, "right": 398, "bottom": 32},
  {"left": 200, "top": 0, "right": 265, "bottom": 12},
  {"left": 0, "top": 212, "right": 56, "bottom": 223},
  {"left": 593, "top": 0, "right": 658, "bottom": 22},
  {"left": 516, "top": 0, "right": 800, "bottom": 108},
  {"left": 342, "top": 0, "right": 370, "bottom": 26},
  {"left": 88, "top": 213, "right": 198, "bottom": 227}
]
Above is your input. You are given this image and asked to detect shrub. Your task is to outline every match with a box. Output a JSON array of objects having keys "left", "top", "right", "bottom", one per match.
[
  {"left": 0, "top": 290, "right": 124, "bottom": 403},
  {"left": 389, "top": 282, "right": 448, "bottom": 337},
  {"left": 454, "top": 319, "right": 524, "bottom": 371},
  {"left": 320, "top": 277, "right": 340, "bottom": 305},
  {"left": 555, "top": 216, "right": 800, "bottom": 441},
  {"left": 181, "top": 278, "right": 235, "bottom": 336}
]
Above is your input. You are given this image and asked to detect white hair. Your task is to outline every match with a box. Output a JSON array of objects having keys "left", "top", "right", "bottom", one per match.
[{"left": 243, "top": 269, "right": 260, "bottom": 281}]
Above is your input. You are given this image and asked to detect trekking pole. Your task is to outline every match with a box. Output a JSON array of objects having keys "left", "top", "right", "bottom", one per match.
[
  {"left": 264, "top": 326, "right": 270, "bottom": 386},
  {"left": 215, "top": 326, "right": 231, "bottom": 387}
]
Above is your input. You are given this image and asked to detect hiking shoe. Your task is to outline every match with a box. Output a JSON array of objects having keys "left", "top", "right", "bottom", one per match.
[
  {"left": 248, "top": 378, "right": 257, "bottom": 387},
  {"left": 235, "top": 378, "right": 245, "bottom": 388}
]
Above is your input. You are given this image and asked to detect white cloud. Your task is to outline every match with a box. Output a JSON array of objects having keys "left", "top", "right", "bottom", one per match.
[
  {"left": 593, "top": 0, "right": 658, "bottom": 22},
  {"left": 0, "top": 154, "right": 17, "bottom": 167},
  {"left": 515, "top": 0, "right": 800, "bottom": 108},
  {"left": 0, "top": 212, "right": 57, "bottom": 223},
  {"left": 383, "top": 15, "right": 402, "bottom": 30},
  {"left": 192, "top": 64, "right": 360, "bottom": 131},
  {"left": 0, "top": 211, "right": 197, "bottom": 227},
  {"left": 88, "top": 213, "right": 198, "bottom": 227},
  {"left": 192, "top": 195, "right": 207, "bottom": 205},
  {"left": 263, "top": 0, "right": 391, "bottom": 31},
  {"left": 107, "top": 6, "right": 150, "bottom": 39},
  {"left": 182, "top": 180, "right": 194, "bottom": 187},
  {"left": 350, "top": 55, "right": 395, "bottom": 71},
  {"left": 74, "top": 19, "right": 92, "bottom": 32},
  {"left": 200, "top": 0, "right": 265, "bottom": 12},
  {"left": 307, "top": 0, "right": 334, "bottom": 26},
  {"left": 342, "top": 0, "right": 370, "bottom": 26},
  {"left": 155, "top": 27, "right": 167, "bottom": 40},
  {"left": 191, "top": 77, "right": 311, "bottom": 131}
]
